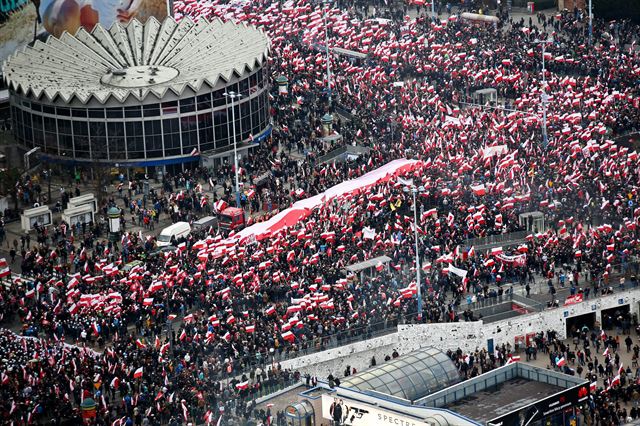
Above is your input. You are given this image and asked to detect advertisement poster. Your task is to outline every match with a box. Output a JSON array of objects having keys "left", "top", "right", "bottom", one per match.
[
  {"left": 321, "top": 394, "right": 431, "bottom": 426},
  {"left": 1, "top": 0, "right": 170, "bottom": 68},
  {"left": 38, "top": 0, "right": 170, "bottom": 38},
  {"left": 0, "top": 0, "right": 39, "bottom": 66},
  {"left": 487, "top": 383, "right": 590, "bottom": 426}
]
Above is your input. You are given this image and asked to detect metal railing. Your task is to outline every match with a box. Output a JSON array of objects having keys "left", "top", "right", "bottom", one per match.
[
  {"left": 464, "top": 231, "right": 528, "bottom": 251},
  {"left": 317, "top": 145, "right": 349, "bottom": 163}
]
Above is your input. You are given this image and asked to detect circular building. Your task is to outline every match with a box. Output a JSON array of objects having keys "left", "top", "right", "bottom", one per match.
[{"left": 2, "top": 16, "right": 271, "bottom": 173}]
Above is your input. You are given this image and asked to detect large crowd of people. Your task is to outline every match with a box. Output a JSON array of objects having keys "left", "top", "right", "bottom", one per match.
[{"left": 1, "top": 0, "right": 640, "bottom": 424}]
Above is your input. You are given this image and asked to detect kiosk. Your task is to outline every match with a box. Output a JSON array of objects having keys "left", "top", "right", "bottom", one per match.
[
  {"left": 519, "top": 211, "right": 545, "bottom": 233},
  {"left": 68, "top": 193, "right": 97, "bottom": 213},
  {"left": 285, "top": 400, "right": 315, "bottom": 426},
  {"left": 62, "top": 204, "right": 95, "bottom": 227},
  {"left": 21, "top": 206, "right": 52, "bottom": 232}
]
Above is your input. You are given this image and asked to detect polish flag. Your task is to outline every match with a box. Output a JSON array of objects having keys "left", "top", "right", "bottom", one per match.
[
  {"left": 143, "top": 298, "right": 154, "bottom": 306},
  {"left": 236, "top": 380, "right": 249, "bottom": 390},
  {"left": 154, "top": 335, "right": 161, "bottom": 349},
  {"left": 265, "top": 306, "right": 276, "bottom": 316},
  {"left": 506, "top": 355, "right": 521, "bottom": 364},
  {"left": 135, "top": 339, "right": 146, "bottom": 349},
  {"left": 160, "top": 342, "right": 170, "bottom": 355},
  {"left": 602, "top": 347, "right": 610, "bottom": 357},
  {"left": 609, "top": 374, "right": 621, "bottom": 388},
  {"left": 555, "top": 357, "right": 566, "bottom": 367},
  {"left": 490, "top": 247, "right": 503, "bottom": 256},
  {"left": 470, "top": 184, "right": 486, "bottom": 196},
  {"left": 282, "top": 331, "right": 295, "bottom": 342},
  {"left": 133, "top": 367, "right": 143, "bottom": 379},
  {"left": 245, "top": 325, "right": 256, "bottom": 333},
  {"left": 0, "top": 258, "right": 10, "bottom": 278},
  {"left": 422, "top": 208, "right": 437, "bottom": 219},
  {"left": 590, "top": 382, "right": 597, "bottom": 392},
  {"left": 179, "top": 329, "right": 187, "bottom": 341}
]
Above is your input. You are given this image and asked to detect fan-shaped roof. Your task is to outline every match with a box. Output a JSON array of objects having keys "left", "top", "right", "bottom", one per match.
[
  {"left": 340, "top": 347, "right": 461, "bottom": 402},
  {"left": 2, "top": 16, "right": 270, "bottom": 105}
]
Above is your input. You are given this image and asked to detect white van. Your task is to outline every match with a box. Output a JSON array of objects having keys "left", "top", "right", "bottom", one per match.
[{"left": 156, "top": 222, "right": 191, "bottom": 247}]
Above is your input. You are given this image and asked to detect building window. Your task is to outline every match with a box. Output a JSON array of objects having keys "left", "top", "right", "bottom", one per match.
[
  {"left": 124, "top": 105, "right": 142, "bottom": 118},
  {"left": 106, "top": 107, "right": 123, "bottom": 118},
  {"left": 212, "top": 89, "right": 225, "bottom": 108},
  {"left": 181, "top": 115, "right": 198, "bottom": 154},
  {"left": 33, "top": 114, "right": 44, "bottom": 149},
  {"left": 161, "top": 101, "right": 178, "bottom": 115},
  {"left": 126, "top": 121, "right": 144, "bottom": 159},
  {"left": 71, "top": 108, "right": 87, "bottom": 118},
  {"left": 58, "top": 118, "right": 73, "bottom": 157},
  {"left": 180, "top": 97, "right": 195, "bottom": 114},
  {"left": 44, "top": 116, "right": 58, "bottom": 155},
  {"left": 198, "top": 112, "right": 214, "bottom": 152},
  {"left": 214, "top": 110, "right": 229, "bottom": 149},
  {"left": 90, "top": 122, "right": 107, "bottom": 159},
  {"left": 239, "top": 77, "right": 250, "bottom": 97},
  {"left": 240, "top": 100, "right": 251, "bottom": 140},
  {"left": 162, "top": 118, "right": 181, "bottom": 156},
  {"left": 88, "top": 108, "right": 105, "bottom": 118},
  {"left": 143, "top": 104, "right": 160, "bottom": 117},
  {"left": 197, "top": 93, "right": 211, "bottom": 111},
  {"left": 73, "top": 121, "right": 90, "bottom": 159},
  {"left": 144, "top": 120, "right": 163, "bottom": 158},
  {"left": 22, "top": 110, "right": 33, "bottom": 147},
  {"left": 107, "top": 122, "right": 126, "bottom": 160}
]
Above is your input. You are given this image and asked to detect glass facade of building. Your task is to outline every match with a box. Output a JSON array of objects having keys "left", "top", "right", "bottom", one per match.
[
  {"left": 340, "top": 347, "right": 461, "bottom": 402},
  {"left": 9, "top": 66, "right": 269, "bottom": 164}
]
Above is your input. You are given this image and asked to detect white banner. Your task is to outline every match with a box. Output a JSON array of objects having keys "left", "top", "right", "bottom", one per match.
[
  {"left": 481, "top": 145, "right": 508, "bottom": 159},
  {"left": 363, "top": 226, "right": 377, "bottom": 240},
  {"left": 448, "top": 265, "right": 468, "bottom": 279}
]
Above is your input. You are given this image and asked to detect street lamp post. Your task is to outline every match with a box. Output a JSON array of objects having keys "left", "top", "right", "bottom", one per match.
[
  {"left": 323, "top": 0, "right": 332, "bottom": 108},
  {"left": 403, "top": 185, "right": 426, "bottom": 321},
  {"left": 588, "top": 0, "right": 593, "bottom": 46},
  {"left": 533, "top": 37, "right": 553, "bottom": 149},
  {"left": 223, "top": 91, "right": 243, "bottom": 208}
]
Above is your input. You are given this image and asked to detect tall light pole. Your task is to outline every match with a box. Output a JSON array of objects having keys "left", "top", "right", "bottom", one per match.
[
  {"left": 588, "top": 0, "right": 593, "bottom": 46},
  {"left": 431, "top": 0, "right": 436, "bottom": 21},
  {"left": 323, "top": 0, "right": 332, "bottom": 108},
  {"left": 403, "top": 184, "right": 425, "bottom": 321},
  {"left": 533, "top": 37, "right": 553, "bottom": 149},
  {"left": 223, "top": 91, "right": 243, "bottom": 208}
]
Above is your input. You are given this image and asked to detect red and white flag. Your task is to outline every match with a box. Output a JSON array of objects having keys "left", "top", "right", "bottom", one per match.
[{"left": 133, "top": 367, "right": 143, "bottom": 379}]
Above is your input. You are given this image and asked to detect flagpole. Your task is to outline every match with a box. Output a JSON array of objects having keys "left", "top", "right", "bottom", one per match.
[
  {"left": 224, "top": 91, "right": 243, "bottom": 207},
  {"left": 588, "top": 0, "right": 593, "bottom": 46},
  {"left": 403, "top": 184, "right": 425, "bottom": 321},
  {"left": 532, "top": 37, "right": 553, "bottom": 149},
  {"left": 323, "top": 0, "right": 332, "bottom": 109}
]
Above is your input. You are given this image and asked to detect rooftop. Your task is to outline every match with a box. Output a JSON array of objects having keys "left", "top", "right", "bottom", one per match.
[
  {"left": 339, "top": 347, "right": 460, "bottom": 402},
  {"left": 444, "top": 377, "right": 563, "bottom": 424},
  {"left": 2, "top": 17, "right": 270, "bottom": 105}
]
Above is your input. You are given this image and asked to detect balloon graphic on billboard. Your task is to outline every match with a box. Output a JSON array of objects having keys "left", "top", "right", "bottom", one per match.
[{"left": 1, "top": 0, "right": 170, "bottom": 67}]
